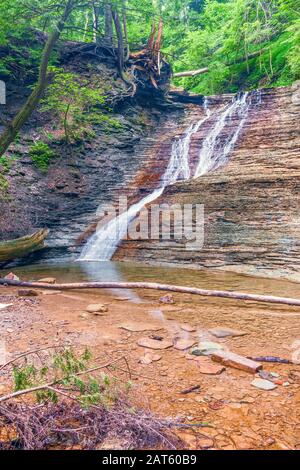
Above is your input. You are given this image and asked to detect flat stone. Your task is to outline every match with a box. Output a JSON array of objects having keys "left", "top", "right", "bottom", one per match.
[
  {"left": 37, "top": 277, "right": 56, "bottom": 284},
  {"left": 180, "top": 324, "right": 196, "bottom": 332},
  {"left": 208, "top": 327, "right": 247, "bottom": 338},
  {"left": 191, "top": 341, "right": 224, "bottom": 356},
  {"left": 139, "top": 352, "right": 162, "bottom": 364},
  {"left": 119, "top": 322, "right": 163, "bottom": 332},
  {"left": 194, "top": 356, "right": 226, "bottom": 375},
  {"left": 86, "top": 304, "right": 108, "bottom": 314},
  {"left": 174, "top": 338, "right": 197, "bottom": 351},
  {"left": 137, "top": 337, "right": 173, "bottom": 350},
  {"left": 17, "top": 289, "right": 39, "bottom": 297},
  {"left": 251, "top": 378, "right": 277, "bottom": 391}
]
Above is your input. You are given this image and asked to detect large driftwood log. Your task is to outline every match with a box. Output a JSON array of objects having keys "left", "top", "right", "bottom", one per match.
[
  {"left": 1, "top": 279, "right": 300, "bottom": 307},
  {"left": 0, "top": 229, "right": 49, "bottom": 262}
]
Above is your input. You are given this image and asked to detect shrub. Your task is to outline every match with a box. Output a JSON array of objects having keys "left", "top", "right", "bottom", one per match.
[{"left": 29, "top": 142, "right": 56, "bottom": 172}]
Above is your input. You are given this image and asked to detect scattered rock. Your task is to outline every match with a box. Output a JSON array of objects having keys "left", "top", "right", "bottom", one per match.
[
  {"left": 119, "top": 322, "right": 162, "bottom": 332},
  {"left": 174, "top": 338, "right": 197, "bottom": 351},
  {"left": 79, "top": 312, "right": 90, "bottom": 319},
  {"left": 6, "top": 328, "right": 14, "bottom": 333},
  {"left": 86, "top": 304, "right": 108, "bottom": 314},
  {"left": 211, "top": 350, "right": 262, "bottom": 373},
  {"left": 283, "top": 381, "right": 290, "bottom": 387},
  {"left": 259, "top": 370, "right": 276, "bottom": 381},
  {"left": 37, "top": 277, "right": 56, "bottom": 284},
  {"left": 4, "top": 272, "right": 20, "bottom": 281},
  {"left": 195, "top": 356, "right": 226, "bottom": 375},
  {"left": 137, "top": 337, "right": 173, "bottom": 350},
  {"left": 191, "top": 341, "right": 224, "bottom": 356},
  {"left": 139, "top": 352, "right": 162, "bottom": 364},
  {"left": 159, "top": 294, "right": 174, "bottom": 304},
  {"left": 251, "top": 378, "right": 277, "bottom": 391},
  {"left": 41, "top": 290, "right": 62, "bottom": 295},
  {"left": 180, "top": 324, "right": 196, "bottom": 332},
  {"left": 17, "top": 289, "right": 39, "bottom": 297},
  {"left": 208, "top": 327, "right": 247, "bottom": 338}
]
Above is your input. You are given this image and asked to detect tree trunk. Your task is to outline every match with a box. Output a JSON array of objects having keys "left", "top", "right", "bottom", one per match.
[
  {"left": 122, "top": 0, "right": 129, "bottom": 61},
  {"left": 112, "top": 9, "right": 125, "bottom": 75},
  {"left": 1, "top": 279, "right": 300, "bottom": 307},
  {"left": 91, "top": 0, "right": 101, "bottom": 43},
  {"left": 0, "top": 0, "right": 74, "bottom": 158},
  {"left": 104, "top": 2, "right": 113, "bottom": 45}
]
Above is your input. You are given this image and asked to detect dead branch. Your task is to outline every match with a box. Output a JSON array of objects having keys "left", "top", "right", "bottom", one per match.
[
  {"left": 173, "top": 67, "right": 209, "bottom": 78},
  {"left": 1, "top": 278, "right": 300, "bottom": 307},
  {"left": 0, "top": 345, "right": 64, "bottom": 372}
]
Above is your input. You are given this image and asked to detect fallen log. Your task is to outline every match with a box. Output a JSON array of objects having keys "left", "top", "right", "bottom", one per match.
[
  {"left": 1, "top": 279, "right": 300, "bottom": 307},
  {"left": 0, "top": 229, "right": 49, "bottom": 263},
  {"left": 173, "top": 68, "right": 209, "bottom": 78}
]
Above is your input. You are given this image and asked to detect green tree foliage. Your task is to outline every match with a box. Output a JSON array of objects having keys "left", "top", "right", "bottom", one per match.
[
  {"left": 41, "top": 69, "right": 106, "bottom": 142},
  {"left": 171, "top": 0, "right": 300, "bottom": 93},
  {"left": 0, "top": 0, "right": 299, "bottom": 102}
]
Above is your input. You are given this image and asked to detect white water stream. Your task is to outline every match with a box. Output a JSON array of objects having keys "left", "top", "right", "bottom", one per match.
[{"left": 79, "top": 93, "right": 250, "bottom": 261}]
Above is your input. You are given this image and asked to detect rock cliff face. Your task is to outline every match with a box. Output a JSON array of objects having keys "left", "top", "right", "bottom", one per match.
[
  {"left": 0, "top": 43, "right": 183, "bottom": 261},
  {"left": 115, "top": 85, "right": 300, "bottom": 282}
]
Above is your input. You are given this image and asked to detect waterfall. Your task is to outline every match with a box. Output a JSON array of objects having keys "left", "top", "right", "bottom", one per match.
[
  {"left": 194, "top": 92, "right": 249, "bottom": 177},
  {"left": 79, "top": 93, "right": 249, "bottom": 262}
]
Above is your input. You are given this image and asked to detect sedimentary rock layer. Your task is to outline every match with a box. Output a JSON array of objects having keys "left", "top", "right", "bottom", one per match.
[{"left": 116, "top": 85, "right": 300, "bottom": 282}]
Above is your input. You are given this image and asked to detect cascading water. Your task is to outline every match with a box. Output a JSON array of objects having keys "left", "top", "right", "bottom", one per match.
[
  {"left": 79, "top": 92, "right": 250, "bottom": 261},
  {"left": 194, "top": 92, "right": 250, "bottom": 177}
]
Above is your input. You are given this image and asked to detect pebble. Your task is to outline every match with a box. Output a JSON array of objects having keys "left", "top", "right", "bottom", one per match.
[{"left": 86, "top": 304, "right": 108, "bottom": 314}]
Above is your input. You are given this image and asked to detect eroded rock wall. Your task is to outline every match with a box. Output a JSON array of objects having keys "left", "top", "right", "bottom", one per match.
[{"left": 116, "top": 85, "right": 300, "bottom": 282}]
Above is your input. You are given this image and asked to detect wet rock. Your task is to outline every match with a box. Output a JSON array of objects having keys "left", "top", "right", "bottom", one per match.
[
  {"left": 4, "top": 272, "right": 20, "bottom": 281},
  {"left": 159, "top": 294, "right": 174, "bottom": 304},
  {"left": 18, "top": 289, "right": 39, "bottom": 297},
  {"left": 191, "top": 341, "right": 224, "bottom": 356},
  {"left": 119, "top": 322, "right": 162, "bottom": 332},
  {"left": 251, "top": 378, "right": 277, "bottom": 391},
  {"left": 137, "top": 337, "right": 173, "bottom": 350},
  {"left": 86, "top": 304, "right": 108, "bottom": 314},
  {"left": 174, "top": 338, "right": 197, "bottom": 351},
  {"left": 37, "top": 277, "right": 56, "bottom": 284},
  {"left": 208, "top": 327, "right": 247, "bottom": 338}
]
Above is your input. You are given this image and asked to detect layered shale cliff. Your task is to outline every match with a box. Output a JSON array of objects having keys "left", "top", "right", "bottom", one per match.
[{"left": 115, "top": 84, "right": 300, "bottom": 282}]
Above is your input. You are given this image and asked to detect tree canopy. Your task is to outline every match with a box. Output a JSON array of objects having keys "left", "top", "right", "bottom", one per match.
[{"left": 0, "top": 0, "right": 299, "bottom": 95}]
